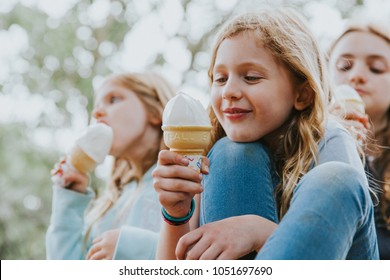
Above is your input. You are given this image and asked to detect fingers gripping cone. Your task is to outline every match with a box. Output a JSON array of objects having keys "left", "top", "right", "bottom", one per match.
[{"left": 162, "top": 92, "right": 212, "bottom": 171}]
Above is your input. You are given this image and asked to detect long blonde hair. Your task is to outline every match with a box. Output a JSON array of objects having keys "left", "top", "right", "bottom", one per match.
[
  {"left": 329, "top": 21, "right": 390, "bottom": 229},
  {"left": 207, "top": 8, "right": 330, "bottom": 218},
  {"left": 84, "top": 72, "right": 176, "bottom": 243}
]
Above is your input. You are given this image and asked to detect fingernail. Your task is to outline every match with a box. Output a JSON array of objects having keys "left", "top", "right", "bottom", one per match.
[{"left": 182, "top": 157, "right": 189, "bottom": 165}]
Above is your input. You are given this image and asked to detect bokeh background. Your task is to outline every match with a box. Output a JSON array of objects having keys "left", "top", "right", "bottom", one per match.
[{"left": 1, "top": 0, "right": 389, "bottom": 259}]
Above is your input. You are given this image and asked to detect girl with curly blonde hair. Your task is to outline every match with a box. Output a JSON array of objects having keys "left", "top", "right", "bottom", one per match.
[{"left": 153, "top": 8, "right": 378, "bottom": 259}]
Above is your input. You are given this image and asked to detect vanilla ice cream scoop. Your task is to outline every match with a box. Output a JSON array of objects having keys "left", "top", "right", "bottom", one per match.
[
  {"left": 162, "top": 92, "right": 212, "bottom": 171},
  {"left": 163, "top": 92, "right": 211, "bottom": 126},
  {"left": 334, "top": 85, "right": 365, "bottom": 114},
  {"left": 70, "top": 123, "right": 113, "bottom": 174}
]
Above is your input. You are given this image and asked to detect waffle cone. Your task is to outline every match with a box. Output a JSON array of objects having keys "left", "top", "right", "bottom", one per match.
[
  {"left": 69, "top": 145, "right": 96, "bottom": 174},
  {"left": 343, "top": 99, "right": 365, "bottom": 115},
  {"left": 162, "top": 125, "right": 212, "bottom": 155}
]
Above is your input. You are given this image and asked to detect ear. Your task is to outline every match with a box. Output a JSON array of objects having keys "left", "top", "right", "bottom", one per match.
[
  {"left": 149, "top": 115, "right": 162, "bottom": 126},
  {"left": 294, "top": 81, "right": 314, "bottom": 111}
]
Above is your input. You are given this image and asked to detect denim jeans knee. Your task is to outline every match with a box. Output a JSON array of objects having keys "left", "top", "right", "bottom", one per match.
[
  {"left": 257, "top": 161, "right": 378, "bottom": 259},
  {"left": 200, "top": 137, "right": 279, "bottom": 225}
]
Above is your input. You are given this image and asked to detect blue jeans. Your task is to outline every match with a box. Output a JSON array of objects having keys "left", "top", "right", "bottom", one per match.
[{"left": 201, "top": 137, "right": 379, "bottom": 259}]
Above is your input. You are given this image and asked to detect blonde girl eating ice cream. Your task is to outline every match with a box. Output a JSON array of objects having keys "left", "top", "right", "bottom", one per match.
[
  {"left": 46, "top": 72, "right": 176, "bottom": 259},
  {"left": 152, "top": 8, "right": 378, "bottom": 259},
  {"left": 328, "top": 20, "right": 390, "bottom": 259}
]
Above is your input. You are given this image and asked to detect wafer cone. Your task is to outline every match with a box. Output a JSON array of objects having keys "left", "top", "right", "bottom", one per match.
[
  {"left": 163, "top": 125, "right": 212, "bottom": 171},
  {"left": 335, "top": 85, "right": 365, "bottom": 115},
  {"left": 342, "top": 99, "right": 365, "bottom": 115},
  {"left": 69, "top": 145, "right": 96, "bottom": 174}
]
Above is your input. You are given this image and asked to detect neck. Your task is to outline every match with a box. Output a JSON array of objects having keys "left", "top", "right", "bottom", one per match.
[{"left": 123, "top": 125, "right": 161, "bottom": 178}]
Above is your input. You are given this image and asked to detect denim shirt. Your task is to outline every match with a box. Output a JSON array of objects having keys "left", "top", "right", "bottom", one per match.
[{"left": 46, "top": 164, "right": 161, "bottom": 260}]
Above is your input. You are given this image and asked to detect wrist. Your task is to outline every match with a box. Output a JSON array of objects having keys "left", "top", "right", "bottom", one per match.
[{"left": 162, "top": 198, "right": 195, "bottom": 226}]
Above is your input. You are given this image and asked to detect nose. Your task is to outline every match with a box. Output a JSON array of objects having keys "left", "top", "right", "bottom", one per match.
[
  {"left": 92, "top": 104, "right": 106, "bottom": 120},
  {"left": 348, "top": 62, "right": 367, "bottom": 87},
  {"left": 222, "top": 77, "right": 242, "bottom": 100}
]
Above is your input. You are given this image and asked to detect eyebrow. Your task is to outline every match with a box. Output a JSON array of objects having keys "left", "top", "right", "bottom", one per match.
[
  {"left": 338, "top": 53, "right": 388, "bottom": 61},
  {"left": 213, "top": 62, "right": 270, "bottom": 75}
]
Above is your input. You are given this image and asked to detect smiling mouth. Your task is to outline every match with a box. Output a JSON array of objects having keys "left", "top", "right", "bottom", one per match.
[{"left": 223, "top": 108, "right": 252, "bottom": 119}]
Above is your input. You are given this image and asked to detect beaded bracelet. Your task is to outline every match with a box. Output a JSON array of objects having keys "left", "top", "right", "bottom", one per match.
[{"left": 161, "top": 198, "right": 196, "bottom": 226}]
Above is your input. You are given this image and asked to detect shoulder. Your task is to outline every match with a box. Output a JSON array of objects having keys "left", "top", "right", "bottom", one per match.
[
  {"left": 321, "top": 117, "right": 353, "bottom": 145},
  {"left": 317, "top": 117, "right": 356, "bottom": 155}
]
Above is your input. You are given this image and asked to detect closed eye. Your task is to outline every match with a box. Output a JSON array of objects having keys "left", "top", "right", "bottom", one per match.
[
  {"left": 245, "top": 76, "right": 261, "bottom": 81},
  {"left": 336, "top": 58, "right": 353, "bottom": 72},
  {"left": 213, "top": 76, "right": 227, "bottom": 84}
]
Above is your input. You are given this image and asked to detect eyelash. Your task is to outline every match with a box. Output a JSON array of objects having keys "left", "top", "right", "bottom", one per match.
[
  {"left": 109, "top": 95, "right": 121, "bottom": 104},
  {"left": 245, "top": 76, "right": 261, "bottom": 81},
  {"left": 214, "top": 77, "right": 227, "bottom": 84},
  {"left": 370, "top": 67, "right": 384, "bottom": 74},
  {"left": 337, "top": 59, "right": 386, "bottom": 74},
  {"left": 213, "top": 75, "right": 262, "bottom": 84}
]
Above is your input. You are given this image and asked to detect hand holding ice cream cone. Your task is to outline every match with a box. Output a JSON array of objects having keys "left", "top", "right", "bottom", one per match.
[{"left": 51, "top": 123, "right": 113, "bottom": 191}]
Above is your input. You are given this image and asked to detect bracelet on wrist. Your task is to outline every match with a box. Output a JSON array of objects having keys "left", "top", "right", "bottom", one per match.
[{"left": 161, "top": 198, "right": 196, "bottom": 226}]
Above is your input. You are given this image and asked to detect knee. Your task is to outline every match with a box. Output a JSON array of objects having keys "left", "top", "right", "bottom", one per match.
[
  {"left": 298, "top": 161, "right": 370, "bottom": 207},
  {"left": 208, "top": 137, "right": 270, "bottom": 165}
]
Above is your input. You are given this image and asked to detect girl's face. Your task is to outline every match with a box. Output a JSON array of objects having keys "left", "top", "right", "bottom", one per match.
[
  {"left": 330, "top": 31, "right": 390, "bottom": 119},
  {"left": 211, "top": 32, "right": 299, "bottom": 142},
  {"left": 92, "top": 79, "right": 151, "bottom": 157}
]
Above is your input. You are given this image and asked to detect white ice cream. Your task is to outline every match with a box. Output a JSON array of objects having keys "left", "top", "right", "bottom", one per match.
[
  {"left": 75, "top": 123, "right": 113, "bottom": 163},
  {"left": 334, "top": 85, "right": 365, "bottom": 114},
  {"left": 162, "top": 92, "right": 211, "bottom": 126}
]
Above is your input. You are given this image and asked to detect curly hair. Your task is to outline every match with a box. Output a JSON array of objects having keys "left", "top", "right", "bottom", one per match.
[{"left": 207, "top": 8, "right": 330, "bottom": 218}]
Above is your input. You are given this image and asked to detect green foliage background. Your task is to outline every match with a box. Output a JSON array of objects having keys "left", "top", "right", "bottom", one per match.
[{"left": 0, "top": 0, "right": 372, "bottom": 259}]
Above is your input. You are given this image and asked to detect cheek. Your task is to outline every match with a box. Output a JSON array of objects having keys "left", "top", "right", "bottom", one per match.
[
  {"left": 332, "top": 73, "right": 348, "bottom": 85},
  {"left": 210, "top": 91, "right": 222, "bottom": 115},
  {"left": 210, "top": 88, "right": 220, "bottom": 105}
]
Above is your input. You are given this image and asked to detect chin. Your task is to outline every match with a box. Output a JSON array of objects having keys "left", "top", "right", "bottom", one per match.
[{"left": 226, "top": 132, "right": 261, "bottom": 143}]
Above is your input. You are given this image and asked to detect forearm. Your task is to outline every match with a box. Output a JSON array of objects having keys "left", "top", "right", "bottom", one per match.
[
  {"left": 46, "top": 185, "right": 93, "bottom": 259},
  {"left": 156, "top": 222, "right": 191, "bottom": 259}
]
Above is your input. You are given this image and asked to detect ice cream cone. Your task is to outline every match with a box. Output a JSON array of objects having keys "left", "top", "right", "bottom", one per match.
[
  {"left": 69, "top": 145, "right": 97, "bottom": 174},
  {"left": 334, "top": 85, "right": 365, "bottom": 115},
  {"left": 163, "top": 125, "right": 212, "bottom": 171},
  {"left": 342, "top": 99, "right": 365, "bottom": 115},
  {"left": 162, "top": 125, "right": 212, "bottom": 154},
  {"left": 69, "top": 123, "right": 113, "bottom": 174}
]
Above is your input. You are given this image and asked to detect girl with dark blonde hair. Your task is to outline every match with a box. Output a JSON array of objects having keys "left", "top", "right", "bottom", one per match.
[
  {"left": 47, "top": 72, "right": 176, "bottom": 259},
  {"left": 153, "top": 8, "right": 378, "bottom": 259},
  {"left": 329, "top": 20, "right": 390, "bottom": 259}
]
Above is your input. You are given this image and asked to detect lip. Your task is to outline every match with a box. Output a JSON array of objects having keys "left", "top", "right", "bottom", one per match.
[
  {"left": 96, "top": 120, "right": 110, "bottom": 126},
  {"left": 353, "top": 87, "right": 367, "bottom": 96},
  {"left": 222, "top": 107, "right": 252, "bottom": 120}
]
